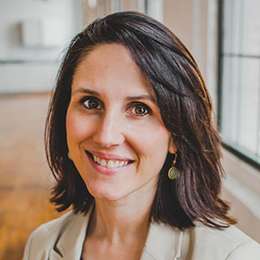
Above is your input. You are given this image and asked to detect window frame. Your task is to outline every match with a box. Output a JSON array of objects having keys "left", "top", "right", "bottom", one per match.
[{"left": 217, "top": 0, "right": 260, "bottom": 170}]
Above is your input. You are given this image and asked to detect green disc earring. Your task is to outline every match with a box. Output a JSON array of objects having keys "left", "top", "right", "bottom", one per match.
[{"left": 168, "top": 153, "right": 180, "bottom": 180}]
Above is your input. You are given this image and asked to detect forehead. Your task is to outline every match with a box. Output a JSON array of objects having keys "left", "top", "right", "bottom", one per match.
[
  {"left": 72, "top": 43, "right": 155, "bottom": 97},
  {"left": 79, "top": 43, "right": 135, "bottom": 69}
]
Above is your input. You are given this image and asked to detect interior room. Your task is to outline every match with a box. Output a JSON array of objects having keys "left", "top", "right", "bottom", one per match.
[{"left": 1, "top": 0, "right": 259, "bottom": 259}]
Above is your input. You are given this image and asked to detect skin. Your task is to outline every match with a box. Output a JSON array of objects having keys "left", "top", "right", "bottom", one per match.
[{"left": 66, "top": 43, "right": 176, "bottom": 259}]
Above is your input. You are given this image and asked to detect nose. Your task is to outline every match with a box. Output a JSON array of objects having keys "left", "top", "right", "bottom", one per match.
[{"left": 92, "top": 111, "right": 125, "bottom": 148}]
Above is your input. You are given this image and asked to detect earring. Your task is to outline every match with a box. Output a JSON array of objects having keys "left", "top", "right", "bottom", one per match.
[{"left": 168, "top": 153, "right": 180, "bottom": 180}]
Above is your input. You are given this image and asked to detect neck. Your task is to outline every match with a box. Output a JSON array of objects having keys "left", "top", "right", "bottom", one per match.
[{"left": 88, "top": 179, "right": 157, "bottom": 245}]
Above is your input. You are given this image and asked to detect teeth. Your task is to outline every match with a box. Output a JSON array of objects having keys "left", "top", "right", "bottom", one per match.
[{"left": 93, "top": 155, "right": 129, "bottom": 168}]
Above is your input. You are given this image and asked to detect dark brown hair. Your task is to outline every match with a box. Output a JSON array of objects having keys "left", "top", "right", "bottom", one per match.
[{"left": 45, "top": 11, "right": 235, "bottom": 229}]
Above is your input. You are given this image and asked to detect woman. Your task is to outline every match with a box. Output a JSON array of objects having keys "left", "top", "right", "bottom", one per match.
[{"left": 23, "top": 11, "right": 260, "bottom": 260}]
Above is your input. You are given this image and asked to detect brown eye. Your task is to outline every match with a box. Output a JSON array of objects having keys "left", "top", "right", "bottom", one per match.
[
  {"left": 82, "top": 96, "right": 103, "bottom": 110},
  {"left": 128, "top": 102, "right": 151, "bottom": 116}
]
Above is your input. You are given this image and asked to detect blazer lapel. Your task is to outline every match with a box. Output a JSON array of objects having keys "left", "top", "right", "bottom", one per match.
[
  {"left": 141, "top": 221, "right": 183, "bottom": 260},
  {"left": 50, "top": 209, "right": 92, "bottom": 260},
  {"left": 49, "top": 249, "right": 64, "bottom": 260}
]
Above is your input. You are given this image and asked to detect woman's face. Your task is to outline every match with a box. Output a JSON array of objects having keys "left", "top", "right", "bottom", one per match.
[{"left": 66, "top": 43, "right": 175, "bottom": 202}]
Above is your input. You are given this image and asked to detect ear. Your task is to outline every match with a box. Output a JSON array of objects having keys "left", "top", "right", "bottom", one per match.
[{"left": 168, "top": 136, "right": 177, "bottom": 154}]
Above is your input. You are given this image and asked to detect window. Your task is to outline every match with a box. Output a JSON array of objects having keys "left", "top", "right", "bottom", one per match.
[
  {"left": 219, "top": 0, "right": 260, "bottom": 167},
  {"left": 111, "top": 0, "right": 123, "bottom": 12},
  {"left": 144, "top": 0, "right": 163, "bottom": 22}
]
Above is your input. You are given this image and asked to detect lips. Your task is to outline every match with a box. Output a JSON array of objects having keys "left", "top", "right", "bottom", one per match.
[{"left": 85, "top": 151, "right": 134, "bottom": 169}]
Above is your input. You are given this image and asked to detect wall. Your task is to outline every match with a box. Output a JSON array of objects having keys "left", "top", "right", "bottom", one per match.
[
  {"left": 164, "top": 0, "right": 217, "bottom": 110},
  {"left": 222, "top": 149, "right": 260, "bottom": 242},
  {"left": 164, "top": 0, "right": 193, "bottom": 50},
  {"left": 0, "top": 0, "right": 79, "bottom": 93}
]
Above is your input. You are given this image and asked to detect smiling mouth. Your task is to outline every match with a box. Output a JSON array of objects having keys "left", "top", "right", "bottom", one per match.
[{"left": 85, "top": 151, "right": 134, "bottom": 169}]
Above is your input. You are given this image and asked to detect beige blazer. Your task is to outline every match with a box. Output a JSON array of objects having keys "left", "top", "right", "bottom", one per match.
[{"left": 23, "top": 210, "right": 260, "bottom": 260}]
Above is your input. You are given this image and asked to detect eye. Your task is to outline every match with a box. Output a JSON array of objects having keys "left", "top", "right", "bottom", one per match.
[
  {"left": 128, "top": 102, "right": 151, "bottom": 117},
  {"left": 81, "top": 96, "right": 103, "bottom": 110}
]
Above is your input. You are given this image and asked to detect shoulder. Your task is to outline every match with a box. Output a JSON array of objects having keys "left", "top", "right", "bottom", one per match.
[
  {"left": 23, "top": 211, "right": 76, "bottom": 259},
  {"left": 28, "top": 210, "right": 75, "bottom": 243},
  {"left": 189, "top": 224, "right": 260, "bottom": 260}
]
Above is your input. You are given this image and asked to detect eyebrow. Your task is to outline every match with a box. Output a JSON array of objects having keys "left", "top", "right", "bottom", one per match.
[{"left": 72, "top": 87, "right": 156, "bottom": 103}]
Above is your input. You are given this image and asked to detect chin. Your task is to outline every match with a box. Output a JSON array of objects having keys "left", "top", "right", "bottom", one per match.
[
  {"left": 86, "top": 182, "right": 129, "bottom": 202},
  {"left": 92, "top": 190, "right": 128, "bottom": 202}
]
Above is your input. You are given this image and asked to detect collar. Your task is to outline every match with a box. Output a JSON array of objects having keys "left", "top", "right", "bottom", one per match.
[
  {"left": 142, "top": 221, "right": 183, "bottom": 260},
  {"left": 50, "top": 208, "right": 184, "bottom": 260},
  {"left": 50, "top": 210, "right": 91, "bottom": 260}
]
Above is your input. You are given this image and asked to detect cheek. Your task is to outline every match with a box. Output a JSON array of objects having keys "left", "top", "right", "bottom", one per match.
[
  {"left": 66, "top": 109, "right": 93, "bottom": 146},
  {"left": 133, "top": 120, "right": 170, "bottom": 148},
  {"left": 146, "top": 128, "right": 169, "bottom": 160},
  {"left": 128, "top": 120, "right": 170, "bottom": 164}
]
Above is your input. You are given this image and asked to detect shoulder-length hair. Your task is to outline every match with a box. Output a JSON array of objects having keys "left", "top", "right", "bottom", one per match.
[{"left": 45, "top": 11, "right": 235, "bottom": 229}]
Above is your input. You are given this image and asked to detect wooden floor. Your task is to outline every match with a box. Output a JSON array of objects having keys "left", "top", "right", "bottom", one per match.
[{"left": 0, "top": 94, "right": 61, "bottom": 259}]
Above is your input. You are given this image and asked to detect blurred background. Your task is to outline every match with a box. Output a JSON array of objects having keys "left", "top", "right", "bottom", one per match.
[{"left": 0, "top": 0, "right": 260, "bottom": 259}]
